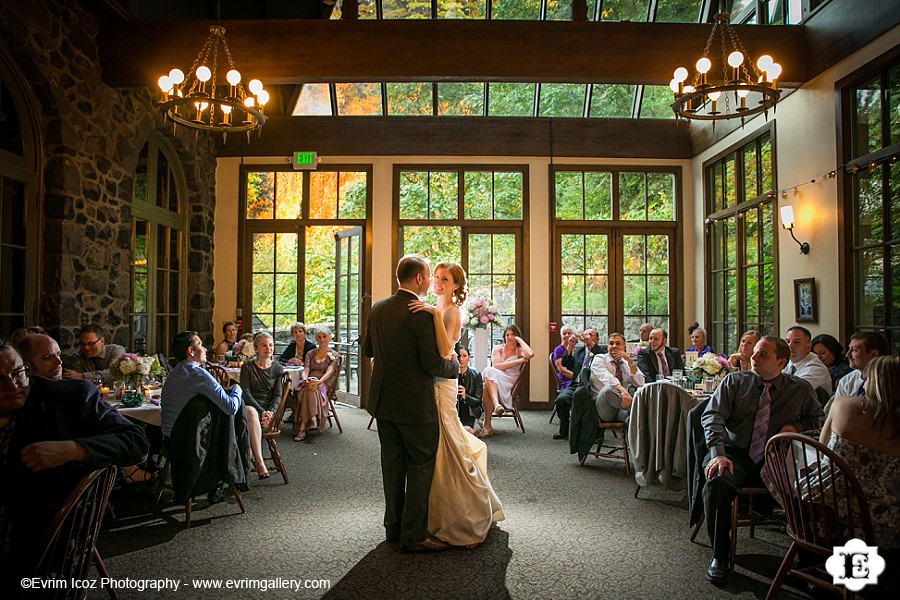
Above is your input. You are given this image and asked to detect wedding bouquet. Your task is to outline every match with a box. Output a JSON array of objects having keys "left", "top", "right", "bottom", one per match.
[
  {"left": 692, "top": 353, "right": 731, "bottom": 378},
  {"left": 109, "top": 353, "right": 165, "bottom": 384},
  {"left": 466, "top": 298, "right": 499, "bottom": 330}
]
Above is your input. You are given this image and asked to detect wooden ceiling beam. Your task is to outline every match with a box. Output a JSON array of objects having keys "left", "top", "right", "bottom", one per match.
[{"left": 98, "top": 20, "right": 806, "bottom": 89}]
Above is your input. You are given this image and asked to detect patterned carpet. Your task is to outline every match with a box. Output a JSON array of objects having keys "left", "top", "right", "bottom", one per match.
[{"left": 94, "top": 406, "right": 814, "bottom": 599}]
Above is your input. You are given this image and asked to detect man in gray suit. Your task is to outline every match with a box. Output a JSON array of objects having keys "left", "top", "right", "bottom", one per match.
[{"left": 364, "top": 254, "right": 459, "bottom": 552}]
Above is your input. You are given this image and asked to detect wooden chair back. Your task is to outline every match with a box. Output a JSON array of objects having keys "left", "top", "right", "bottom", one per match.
[
  {"left": 763, "top": 432, "right": 876, "bottom": 598},
  {"left": 324, "top": 352, "right": 344, "bottom": 433},
  {"left": 203, "top": 363, "right": 232, "bottom": 387},
  {"left": 33, "top": 467, "right": 118, "bottom": 595},
  {"left": 262, "top": 371, "right": 293, "bottom": 484},
  {"left": 497, "top": 362, "right": 527, "bottom": 433}
]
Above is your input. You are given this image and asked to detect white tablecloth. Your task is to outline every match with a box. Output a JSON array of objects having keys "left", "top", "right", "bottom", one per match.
[{"left": 104, "top": 399, "right": 162, "bottom": 427}]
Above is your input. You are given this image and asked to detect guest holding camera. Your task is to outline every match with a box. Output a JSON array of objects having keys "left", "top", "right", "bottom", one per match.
[{"left": 456, "top": 345, "right": 483, "bottom": 433}]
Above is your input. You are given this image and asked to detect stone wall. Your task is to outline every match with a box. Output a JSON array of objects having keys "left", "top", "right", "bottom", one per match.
[{"left": 0, "top": 0, "right": 218, "bottom": 352}]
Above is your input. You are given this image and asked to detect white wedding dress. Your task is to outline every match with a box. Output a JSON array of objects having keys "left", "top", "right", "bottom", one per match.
[{"left": 428, "top": 376, "right": 504, "bottom": 546}]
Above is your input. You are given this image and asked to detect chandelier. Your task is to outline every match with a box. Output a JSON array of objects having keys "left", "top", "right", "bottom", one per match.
[
  {"left": 670, "top": 11, "right": 782, "bottom": 123},
  {"left": 156, "top": 18, "right": 268, "bottom": 141}
]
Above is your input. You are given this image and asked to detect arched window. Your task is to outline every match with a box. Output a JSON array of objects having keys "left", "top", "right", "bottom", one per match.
[
  {"left": 0, "top": 58, "right": 40, "bottom": 335},
  {"left": 131, "top": 134, "right": 186, "bottom": 354}
]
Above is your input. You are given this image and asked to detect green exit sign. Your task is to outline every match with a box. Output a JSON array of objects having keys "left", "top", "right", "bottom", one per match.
[{"left": 292, "top": 151, "right": 318, "bottom": 170}]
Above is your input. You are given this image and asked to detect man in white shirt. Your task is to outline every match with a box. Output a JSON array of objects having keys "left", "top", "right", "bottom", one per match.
[
  {"left": 783, "top": 326, "right": 832, "bottom": 394},
  {"left": 827, "top": 331, "right": 891, "bottom": 412},
  {"left": 589, "top": 333, "right": 646, "bottom": 426}
]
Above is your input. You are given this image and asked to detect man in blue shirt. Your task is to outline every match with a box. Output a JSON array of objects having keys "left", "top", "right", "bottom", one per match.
[{"left": 161, "top": 331, "right": 242, "bottom": 438}]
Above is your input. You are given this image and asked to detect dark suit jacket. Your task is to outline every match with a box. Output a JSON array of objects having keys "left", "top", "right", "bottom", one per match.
[
  {"left": 364, "top": 290, "right": 458, "bottom": 423},
  {"left": 636, "top": 346, "right": 684, "bottom": 381},
  {"left": 561, "top": 343, "right": 606, "bottom": 384},
  {"left": 1, "top": 377, "right": 149, "bottom": 584}
]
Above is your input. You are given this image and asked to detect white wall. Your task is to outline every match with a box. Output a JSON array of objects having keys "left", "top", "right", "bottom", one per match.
[
  {"left": 215, "top": 155, "right": 690, "bottom": 402},
  {"left": 689, "top": 24, "right": 900, "bottom": 339}
]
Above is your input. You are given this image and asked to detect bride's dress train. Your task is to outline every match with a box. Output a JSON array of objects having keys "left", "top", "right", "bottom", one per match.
[{"left": 428, "top": 377, "right": 504, "bottom": 546}]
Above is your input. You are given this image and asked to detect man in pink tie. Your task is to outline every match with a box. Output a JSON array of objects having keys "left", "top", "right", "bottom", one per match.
[
  {"left": 636, "top": 328, "right": 684, "bottom": 381},
  {"left": 700, "top": 336, "right": 823, "bottom": 586}
]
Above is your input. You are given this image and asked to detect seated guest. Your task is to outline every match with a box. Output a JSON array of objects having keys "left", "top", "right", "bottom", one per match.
[
  {"left": 701, "top": 336, "right": 822, "bottom": 585},
  {"left": 19, "top": 333, "right": 157, "bottom": 485},
  {"left": 553, "top": 327, "right": 604, "bottom": 440},
  {"left": 0, "top": 338, "right": 148, "bottom": 587},
  {"left": 591, "top": 332, "right": 645, "bottom": 431},
  {"left": 479, "top": 324, "right": 535, "bottom": 439},
  {"left": 784, "top": 325, "right": 832, "bottom": 395},
  {"left": 161, "top": 331, "right": 242, "bottom": 439},
  {"left": 293, "top": 327, "right": 339, "bottom": 442},
  {"left": 10, "top": 325, "right": 48, "bottom": 345},
  {"left": 62, "top": 324, "right": 126, "bottom": 381},
  {"left": 552, "top": 325, "right": 578, "bottom": 391},
  {"left": 686, "top": 324, "right": 713, "bottom": 357},
  {"left": 213, "top": 321, "right": 238, "bottom": 361},
  {"left": 636, "top": 328, "right": 684, "bottom": 381},
  {"left": 629, "top": 322, "right": 653, "bottom": 344},
  {"left": 728, "top": 330, "right": 760, "bottom": 372},
  {"left": 829, "top": 332, "right": 891, "bottom": 411},
  {"left": 811, "top": 333, "right": 853, "bottom": 391},
  {"left": 280, "top": 321, "right": 317, "bottom": 366},
  {"left": 819, "top": 355, "right": 900, "bottom": 574},
  {"left": 239, "top": 332, "right": 285, "bottom": 479},
  {"left": 456, "top": 345, "right": 483, "bottom": 433}
]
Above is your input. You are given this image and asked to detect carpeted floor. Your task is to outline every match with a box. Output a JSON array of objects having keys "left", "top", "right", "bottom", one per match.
[{"left": 94, "top": 406, "right": 813, "bottom": 599}]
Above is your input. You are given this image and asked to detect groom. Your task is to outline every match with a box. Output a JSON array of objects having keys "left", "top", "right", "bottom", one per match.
[{"left": 364, "top": 254, "right": 460, "bottom": 552}]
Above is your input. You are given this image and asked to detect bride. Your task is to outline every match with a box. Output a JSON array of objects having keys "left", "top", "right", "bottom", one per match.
[{"left": 408, "top": 262, "right": 504, "bottom": 547}]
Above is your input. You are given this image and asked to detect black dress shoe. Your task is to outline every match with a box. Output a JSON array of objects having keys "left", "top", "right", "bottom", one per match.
[
  {"left": 402, "top": 536, "right": 450, "bottom": 553},
  {"left": 553, "top": 433, "right": 568, "bottom": 440},
  {"left": 706, "top": 557, "right": 728, "bottom": 585}
]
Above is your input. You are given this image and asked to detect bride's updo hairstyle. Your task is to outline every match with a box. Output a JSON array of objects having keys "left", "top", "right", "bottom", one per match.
[{"left": 435, "top": 262, "right": 468, "bottom": 307}]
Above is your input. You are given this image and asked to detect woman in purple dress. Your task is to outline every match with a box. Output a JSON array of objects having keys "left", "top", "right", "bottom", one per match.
[{"left": 293, "top": 327, "right": 338, "bottom": 442}]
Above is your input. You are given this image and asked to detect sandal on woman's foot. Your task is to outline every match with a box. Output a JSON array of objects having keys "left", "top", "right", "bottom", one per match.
[
  {"left": 293, "top": 430, "right": 307, "bottom": 442},
  {"left": 493, "top": 406, "right": 504, "bottom": 417},
  {"left": 123, "top": 466, "right": 156, "bottom": 485},
  {"left": 476, "top": 427, "right": 494, "bottom": 439},
  {"left": 258, "top": 471, "right": 271, "bottom": 480}
]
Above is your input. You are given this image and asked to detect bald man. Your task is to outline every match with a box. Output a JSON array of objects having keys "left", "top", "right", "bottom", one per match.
[{"left": 16, "top": 334, "right": 64, "bottom": 380}]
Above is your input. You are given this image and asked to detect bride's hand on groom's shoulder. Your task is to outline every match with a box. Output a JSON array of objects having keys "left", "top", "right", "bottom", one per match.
[{"left": 408, "top": 300, "right": 435, "bottom": 314}]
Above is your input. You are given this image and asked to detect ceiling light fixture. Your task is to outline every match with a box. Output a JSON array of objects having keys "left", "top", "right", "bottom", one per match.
[
  {"left": 670, "top": 10, "right": 781, "bottom": 124},
  {"left": 156, "top": 3, "right": 267, "bottom": 141}
]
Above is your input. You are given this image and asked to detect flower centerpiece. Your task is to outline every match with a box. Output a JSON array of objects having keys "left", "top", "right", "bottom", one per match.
[
  {"left": 109, "top": 354, "right": 166, "bottom": 406},
  {"left": 692, "top": 353, "right": 731, "bottom": 379},
  {"left": 466, "top": 298, "right": 499, "bottom": 331},
  {"left": 632, "top": 341, "right": 649, "bottom": 356},
  {"left": 224, "top": 338, "right": 255, "bottom": 365}
]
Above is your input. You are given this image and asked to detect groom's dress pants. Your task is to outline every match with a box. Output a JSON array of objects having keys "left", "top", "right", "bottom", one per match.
[{"left": 376, "top": 418, "right": 440, "bottom": 544}]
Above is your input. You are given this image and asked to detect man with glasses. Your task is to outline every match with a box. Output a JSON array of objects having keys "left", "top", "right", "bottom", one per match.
[
  {"left": 62, "top": 324, "right": 126, "bottom": 381},
  {"left": 0, "top": 338, "right": 148, "bottom": 586}
]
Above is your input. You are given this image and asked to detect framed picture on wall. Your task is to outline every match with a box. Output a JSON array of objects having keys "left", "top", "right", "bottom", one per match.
[{"left": 794, "top": 278, "right": 817, "bottom": 323}]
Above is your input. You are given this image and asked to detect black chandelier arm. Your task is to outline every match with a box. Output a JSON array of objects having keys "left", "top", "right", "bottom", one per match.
[
  {"left": 671, "top": 83, "right": 780, "bottom": 121},
  {"left": 788, "top": 228, "right": 810, "bottom": 254}
]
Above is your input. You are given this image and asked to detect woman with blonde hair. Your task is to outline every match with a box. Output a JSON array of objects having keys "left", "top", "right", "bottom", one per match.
[
  {"left": 820, "top": 355, "right": 900, "bottom": 555},
  {"left": 408, "top": 261, "right": 504, "bottom": 548},
  {"left": 239, "top": 331, "right": 284, "bottom": 479}
]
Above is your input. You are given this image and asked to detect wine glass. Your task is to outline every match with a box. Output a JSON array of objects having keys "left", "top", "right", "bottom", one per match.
[{"left": 141, "top": 376, "right": 162, "bottom": 402}]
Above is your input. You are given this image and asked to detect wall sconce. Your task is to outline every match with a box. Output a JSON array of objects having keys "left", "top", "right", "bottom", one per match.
[{"left": 780, "top": 206, "right": 810, "bottom": 254}]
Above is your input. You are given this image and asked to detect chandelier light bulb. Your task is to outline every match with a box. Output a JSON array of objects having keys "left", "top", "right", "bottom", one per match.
[
  {"left": 683, "top": 85, "right": 695, "bottom": 94},
  {"left": 707, "top": 91, "right": 721, "bottom": 101},
  {"left": 226, "top": 69, "right": 241, "bottom": 85},
  {"left": 736, "top": 86, "right": 750, "bottom": 98},
  {"left": 257, "top": 90, "right": 270, "bottom": 106},
  {"left": 169, "top": 69, "right": 185, "bottom": 85},
  {"left": 158, "top": 75, "right": 173, "bottom": 94},
  {"left": 194, "top": 101, "right": 209, "bottom": 111},
  {"left": 244, "top": 97, "right": 256, "bottom": 108},
  {"left": 757, "top": 55, "right": 774, "bottom": 71},
  {"left": 727, "top": 51, "right": 744, "bottom": 68},
  {"left": 248, "top": 79, "right": 263, "bottom": 94},
  {"left": 696, "top": 58, "right": 712, "bottom": 74},
  {"left": 673, "top": 67, "right": 689, "bottom": 83},
  {"left": 196, "top": 66, "right": 212, "bottom": 82},
  {"left": 767, "top": 63, "right": 783, "bottom": 80},
  {"left": 669, "top": 78, "right": 680, "bottom": 93},
  {"left": 221, "top": 104, "right": 233, "bottom": 114}
]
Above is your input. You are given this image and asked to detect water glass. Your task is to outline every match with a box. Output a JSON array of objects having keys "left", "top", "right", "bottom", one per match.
[{"left": 672, "top": 369, "right": 683, "bottom": 385}]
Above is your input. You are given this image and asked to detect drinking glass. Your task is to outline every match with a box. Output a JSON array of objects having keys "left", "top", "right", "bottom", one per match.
[{"left": 672, "top": 369, "right": 683, "bottom": 385}]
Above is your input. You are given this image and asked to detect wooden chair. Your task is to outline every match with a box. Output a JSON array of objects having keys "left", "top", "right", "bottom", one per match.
[
  {"left": 323, "top": 352, "right": 344, "bottom": 433},
  {"left": 549, "top": 352, "right": 562, "bottom": 424},
  {"left": 262, "top": 371, "right": 293, "bottom": 483},
  {"left": 203, "top": 363, "right": 232, "bottom": 387},
  {"left": 33, "top": 466, "right": 118, "bottom": 599},
  {"left": 763, "top": 432, "right": 876, "bottom": 600},
  {"left": 579, "top": 421, "right": 631, "bottom": 473},
  {"left": 688, "top": 485, "right": 773, "bottom": 572},
  {"left": 494, "top": 363, "right": 527, "bottom": 433}
]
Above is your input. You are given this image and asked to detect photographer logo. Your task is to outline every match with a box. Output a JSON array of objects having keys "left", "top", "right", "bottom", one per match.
[{"left": 825, "top": 538, "right": 885, "bottom": 592}]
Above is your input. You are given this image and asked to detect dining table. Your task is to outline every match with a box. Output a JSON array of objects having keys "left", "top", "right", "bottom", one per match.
[
  {"left": 103, "top": 395, "right": 162, "bottom": 427},
  {"left": 224, "top": 364, "right": 305, "bottom": 389},
  {"left": 628, "top": 381, "right": 708, "bottom": 493}
]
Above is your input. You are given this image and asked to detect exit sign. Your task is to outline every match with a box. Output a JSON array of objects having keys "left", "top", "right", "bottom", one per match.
[{"left": 292, "top": 151, "right": 318, "bottom": 170}]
